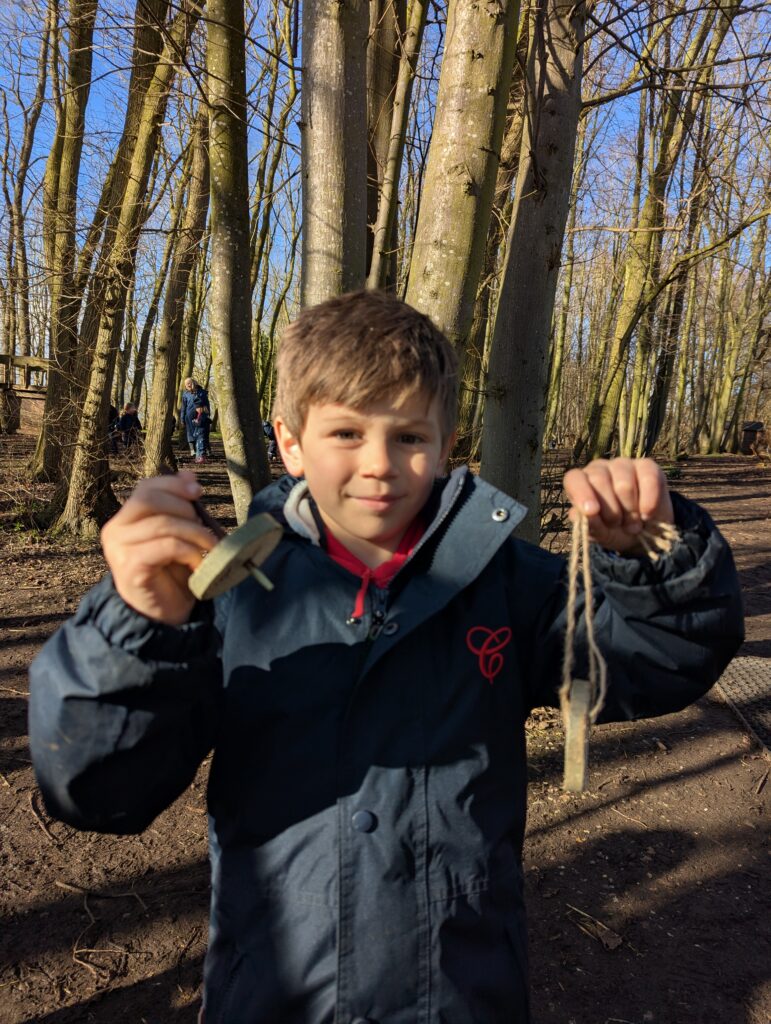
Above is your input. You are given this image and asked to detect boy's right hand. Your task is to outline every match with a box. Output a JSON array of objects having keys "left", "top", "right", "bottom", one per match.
[{"left": 100, "top": 472, "right": 218, "bottom": 626}]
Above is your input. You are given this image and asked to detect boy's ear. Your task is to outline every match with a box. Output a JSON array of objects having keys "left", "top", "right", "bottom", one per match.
[{"left": 274, "top": 416, "right": 303, "bottom": 476}]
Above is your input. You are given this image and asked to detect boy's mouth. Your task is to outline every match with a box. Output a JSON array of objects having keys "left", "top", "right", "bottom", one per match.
[{"left": 352, "top": 494, "right": 401, "bottom": 510}]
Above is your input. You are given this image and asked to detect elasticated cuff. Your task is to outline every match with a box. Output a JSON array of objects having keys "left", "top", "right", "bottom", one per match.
[
  {"left": 589, "top": 491, "right": 712, "bottom": 587},
  {"left": 77, "top": 574, "right": 217, "bottom": 661}
]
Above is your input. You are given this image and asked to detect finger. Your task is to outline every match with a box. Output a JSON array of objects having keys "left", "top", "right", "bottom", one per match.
[
  {"left": 114, "top": 535, "right": 212, "bottom": 581},
  {"left": 566, "top": 500, "right": 617, "bottom": 550},
  {"left": 636, "top": 458, "right": 674, "bottom": 523},
  {"left": 108, "top": 513, "right": 218, "bottom": 559},
  {"left": 580, "top": 461, "right": 625, "bottom": 528},
  {"left": 605, "top": 458, "right": 642, "bottom": 532},
  {"left": 563, "top": 467, "right": 602, "bottom": 517}
]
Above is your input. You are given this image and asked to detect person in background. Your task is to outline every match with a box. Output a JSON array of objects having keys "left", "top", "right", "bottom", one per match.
[
  {"left": 180, "top": 377, "right": 210, "bottom": 460},
  {"left": 262, "top": 418, "right": 279, "bottom": 462},
  {"left": 116, "top": 402, "right": 141, "bottom": 450}
]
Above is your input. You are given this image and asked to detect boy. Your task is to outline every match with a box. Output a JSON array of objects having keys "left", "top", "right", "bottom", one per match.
[
  {"left": 30, "top": 290, "right": 743, "bottom": 1024},
  {"left": 116, "top": 401, "right": 142, "bottom": 450}
]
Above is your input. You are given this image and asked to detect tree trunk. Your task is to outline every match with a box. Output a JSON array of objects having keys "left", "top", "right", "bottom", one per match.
[
  {"left": 130, "top": 174, "right": 188, "bottom": 409},
  {"left": 32, "top": 0, "right": 98, "bottom": 482},
  {"left": 405, "top": 0, "right": 520, "bottom": 348},
  {"left": 366, "top": 0, "right": 419, "bottom": 290},
  {"left": 208, "top": 0, "right": 272, "bottom": 520},
  {"left": 301, "top": 0, "right": 369, "bottom": 306},
  {"left": 249, "top": 3, "right": 298, "bottom": 362},
  {"left": 176, "top": 232, "right": 209, "bottom": 445},
  {"left": 10, "top": 13, "right": 49, "bottom": 376},
  {"left": 481, "top": 0, "right": 586, "bottom": 543},
  {"left": 54, "top": 0, "right": 203, "bottom": 535},
  {"left": 666, "top": 269, "right": 697, "bottom": 456},
  {"left": 144, "top": 112, "right": 210, "bottom": 476},
  {"left": 455, "top": 10, "right": 529, "bottom": 459},
  {"left": 544, "top": 116, "right": 584, "bottom": 441}
]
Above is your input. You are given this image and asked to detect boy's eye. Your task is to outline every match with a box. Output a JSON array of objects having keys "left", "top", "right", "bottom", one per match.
[
  {"left": 399, "top": 433, "right": 424, "bottom": 445},
  {"left": 333, "top": 430, "right": 358, "bottom": 440}
]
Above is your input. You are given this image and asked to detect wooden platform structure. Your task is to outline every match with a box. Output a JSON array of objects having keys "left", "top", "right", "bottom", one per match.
[{"left": 0, "top": 354, "right": 48, "bottom": 398}]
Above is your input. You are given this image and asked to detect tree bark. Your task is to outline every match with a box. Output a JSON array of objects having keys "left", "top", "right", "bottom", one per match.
[
  {"left": 208, "top": 0, "right": 272, "bottom": 520},
  {"left": 454, "top": 9, "right": 529, "bottom": 459},
  {"left": 365, "top": 0, "right": 408, "bottom": 288},
  {"left": 34, "top": 0, "right": 171, "bottom": 482},
  {"left": 33, "top": 0, "right": 98, "bottom": 482},
  {"left": 9, "top": 12, "right": 50, "bottom": 374},
  {"left": 130, "top": 155, "right": 192, "bottom": 409},
  {"left": 404, "top": 0, "right": 520, "bottom": 348},
  {"left": 301, "top": 0, "right": 369, "bottom": 306},
  {"left": 54, "top": 0, "right": 203, "bottom": 535},
  {"left": 481, "top": 0, "right": 586, "bottom": 543},
  {"left": 144, "top": 112, "right": 210, "bottom": 476}
]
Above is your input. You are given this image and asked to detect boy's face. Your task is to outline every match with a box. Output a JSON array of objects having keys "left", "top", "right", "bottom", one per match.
[{"left": 275, "top": 392, "right": 453, "bottom": 567}]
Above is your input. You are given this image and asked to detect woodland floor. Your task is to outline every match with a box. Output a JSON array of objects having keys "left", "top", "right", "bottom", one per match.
[{"left": 0, "top": 423, "right": 769, "bottom": 1024}]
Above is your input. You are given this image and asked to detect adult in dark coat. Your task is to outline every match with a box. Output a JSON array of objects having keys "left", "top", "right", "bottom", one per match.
[{"left": 180, "top": 377, "right": 210, "bottom": 459}]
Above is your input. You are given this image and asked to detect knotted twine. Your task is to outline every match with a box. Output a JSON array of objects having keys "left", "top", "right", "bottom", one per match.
[{"left": 559, "top": 515, "right": 680, "bottom": 792}]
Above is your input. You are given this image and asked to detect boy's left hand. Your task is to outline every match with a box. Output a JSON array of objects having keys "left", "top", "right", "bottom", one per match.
[{"left": 563, "top": 457, "right": 674, "bottom": 555}]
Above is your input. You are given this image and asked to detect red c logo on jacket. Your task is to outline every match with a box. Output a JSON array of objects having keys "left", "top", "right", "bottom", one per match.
[{"left": 466, "top": 626, "right": 512, "bottom": 685}]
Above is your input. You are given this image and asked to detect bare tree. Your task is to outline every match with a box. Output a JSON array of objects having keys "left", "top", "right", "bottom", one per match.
[
  {"left": 405, "top": 0, "right": 520, "bottom": 348},
  {"left": 301, "top": 0, "right": 368, "bottom": 305},
  {"left": 208, "top": 0, "right": 272, "bottom": 520},
  {"left": 144, "top": 111, "right": 210, "bottom": 476},
  {"left": 481, "top": 0, "right": 586, "bottom": 541}
]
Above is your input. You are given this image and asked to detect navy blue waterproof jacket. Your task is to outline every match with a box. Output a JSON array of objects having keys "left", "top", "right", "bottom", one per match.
[{"left": 29, "top": 469, "right": 743, "bottom": 1024}]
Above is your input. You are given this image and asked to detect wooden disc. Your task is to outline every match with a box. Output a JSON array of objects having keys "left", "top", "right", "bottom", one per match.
[
  {"left": 188, "top": 512, "right": 282, "bottom": 600},
  {"left": 563, "top": 677, "right": 592, "bottom": 793}
]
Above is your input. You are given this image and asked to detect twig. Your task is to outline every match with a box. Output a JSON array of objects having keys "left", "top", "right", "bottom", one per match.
[
  {"left": 611, "top": 805, "right": 649, "bottom": 828},
  {"left": 28, "top": 791, "right": 58, "bottom": 845},
  {"left": 177, "top": 925, "right": 202, "bottom": 960},
  {"left": 83, "top": 893, "right": 96, "bottom": 925},
  {"left": 54, "top": 880, "right": 84, "bottom": 894},
  {"left": 71, "top": 953, "right": 99, "bottom": 979},
  {"left": 755, "top": 769, "right": 769, "bottom": 795},
  {"left": 566, "top": 903, "right": 623, "bottom": 950},
  {"left": 54, "top": 879, "right": 148, "bottom": 912},
  {"left": 74, "top": 946, "right": 151, "bottom": 957}
]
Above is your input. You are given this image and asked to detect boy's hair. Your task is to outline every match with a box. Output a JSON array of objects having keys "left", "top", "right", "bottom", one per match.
[{"left": 273, "top": 290, "right": 458, "bottom": 438}]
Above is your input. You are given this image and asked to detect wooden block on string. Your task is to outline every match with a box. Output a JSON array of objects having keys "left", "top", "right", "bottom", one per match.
[
  {"left": 563, "top": 677, "right": 592, "bottom": 793},
  {"left": 188, "top": 513, "right": 283, "bottom": 600}
]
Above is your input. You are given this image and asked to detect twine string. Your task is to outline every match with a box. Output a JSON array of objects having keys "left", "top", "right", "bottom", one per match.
[{"left": 560, "top": 516, "right": 679, "bottom": 730}]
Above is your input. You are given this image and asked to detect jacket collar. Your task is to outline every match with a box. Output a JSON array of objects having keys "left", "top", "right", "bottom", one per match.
[{"left": 249, "top": 467, "right": 528, "bottom": 559}]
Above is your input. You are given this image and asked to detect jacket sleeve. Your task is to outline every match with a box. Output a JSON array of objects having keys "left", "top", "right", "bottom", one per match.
[
  {"left": 520, "top": 492, "right": 744, "bottom": 720},
  {"left": 28, "top": 575, "right": 223, "bottom": 834}
]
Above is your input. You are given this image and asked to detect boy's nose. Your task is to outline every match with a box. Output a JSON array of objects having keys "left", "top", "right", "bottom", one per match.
[{"left": 361, "top": 442, "right": 397, "bottom": 478}]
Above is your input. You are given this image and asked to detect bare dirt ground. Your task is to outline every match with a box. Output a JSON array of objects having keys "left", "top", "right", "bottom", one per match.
[{"left": 0, "top": 428, "right": 769, "bottom": 1024}]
